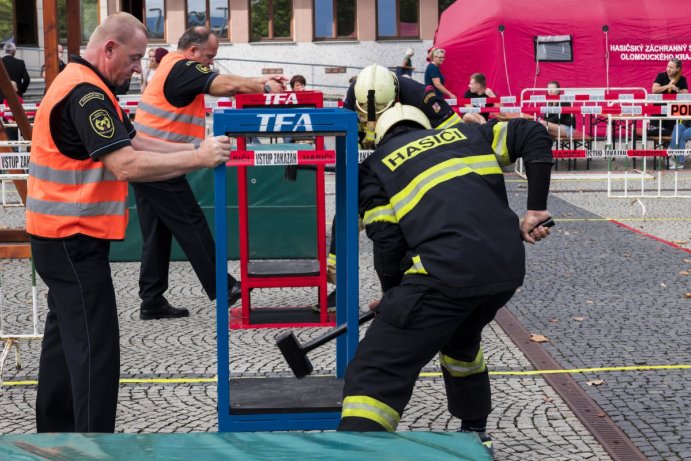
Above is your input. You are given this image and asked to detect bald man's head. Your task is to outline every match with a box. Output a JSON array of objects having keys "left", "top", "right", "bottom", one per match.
[
  {"left": 177, "top": 26, "right": 218, "bottom": 67},
  {"left": 86, "top": 12, "right": 147, "bottom": 51},
  {"left": 82, "top": 12, "right": 148, "bottom": 87}
]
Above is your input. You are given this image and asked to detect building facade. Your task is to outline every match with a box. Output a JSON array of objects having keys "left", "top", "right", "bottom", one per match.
[{"left": 4, "top": 0, "right": 456, "bottom": 96}]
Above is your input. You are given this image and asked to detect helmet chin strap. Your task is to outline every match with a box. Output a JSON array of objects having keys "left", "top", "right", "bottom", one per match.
[
  {"left": 367, "top": 89, "right": 376, "bottom": 122},
  {"left": 366, "top": 89, "right": 377, "bottom": 135}
]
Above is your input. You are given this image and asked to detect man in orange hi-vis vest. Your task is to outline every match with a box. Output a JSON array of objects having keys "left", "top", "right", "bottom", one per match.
[
  {"left": 132, "top": 27, "right": 286, "bottom": 320},
  {"left": 27, "top": 13, "right": 232, "bottom": 433}
]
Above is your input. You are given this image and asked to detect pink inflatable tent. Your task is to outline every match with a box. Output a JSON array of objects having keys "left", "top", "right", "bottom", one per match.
[{"left": 433, "top": 0, "right": 691, "bottom": 98}]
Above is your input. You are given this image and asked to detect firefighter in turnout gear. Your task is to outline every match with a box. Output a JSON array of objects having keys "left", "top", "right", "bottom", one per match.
[
  {"left": 324, "top": 65, "right": 464, "bottom": 308},
  {"left": 337, "top": 103, "right": 553, "bottom": 457}
]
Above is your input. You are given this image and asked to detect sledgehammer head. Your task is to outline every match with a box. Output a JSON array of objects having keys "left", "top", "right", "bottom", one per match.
[{"left": 276, "top": 330, "right": 314, "bottom": 379}]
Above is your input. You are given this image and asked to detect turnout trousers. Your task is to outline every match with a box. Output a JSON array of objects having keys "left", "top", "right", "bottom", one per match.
[
  {"left": 32, "top": 235, "right": 120, "bottom": 432},
  {"left": 131, "top": 176, "right": 235, "bottom": 308},
  {"left": 338, "top": 279, "right": 515, "bottom": 431}
]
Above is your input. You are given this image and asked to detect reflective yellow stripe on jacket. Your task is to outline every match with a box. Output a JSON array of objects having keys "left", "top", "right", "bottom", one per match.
[
  {"left": 362, "top": 203, "right": 398, "bottom": 226},
  {"left": 433, "top": 112, "right": 462, "bottom": 129},
  {"left": 341, "top": 395, "right": 401, "bottom": 432},
  {"left": 491, "top": 122, "right": 511, "bottom": 167},
  {"left": 404, "top": 255, "right": 427, "bottom": 275},
  {"left": 390, "top": 154, "right": 502, "bottom": 221},
  {"left": 439, "top": 348, "right": 486, "bottom": 377}
]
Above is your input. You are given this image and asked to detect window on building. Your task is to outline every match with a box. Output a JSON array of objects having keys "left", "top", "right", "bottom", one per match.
[
  {"left": 314, "top": 0, "right": 356, "bottom": 40},
  {"left": 250, "top": 0, "right": 292, "bottom": 41},
  {"left": 145, "top": 0, "right": 166, "bottom": 40},
  {"left": 1, "top": 0, "right": 38, "bottom": 46},
  {"left": 120, "top": 0, "right": 165, "bottom": 40},
  {"left": 53, "top": 0, "right": 105, "bottom": 44},
  {"left": 0, "top": 1, "right": 16, "bottom": 44},
  {"left": 186, "top": 0, "right": 230, "bottom": 39},
  {"left": 81, "top": 0, "right": 100, "bottom": 42},
  {"left": 534, "top": 35, "right": 573, "bottom": 62},
  {"left": 377, "top": 0, "right": 419, "bottom": 39},
  {"left": 439, "top": 0, "right": 455, "bottom": 16}
]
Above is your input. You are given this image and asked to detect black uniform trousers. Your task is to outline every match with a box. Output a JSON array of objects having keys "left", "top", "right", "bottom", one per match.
[
  {"left": 31, "top": 235, "right": 120, "bottom": 433},
  {"left": 338, "top": 279, "right": 515, "bottom": 431},
  {"left": 131, "top": 176, "right": 235, "bottom": 308}
]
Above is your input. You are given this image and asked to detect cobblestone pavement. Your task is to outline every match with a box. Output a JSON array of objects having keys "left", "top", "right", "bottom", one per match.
[
  {"left": 2, "top": 167, "right": 690, "bottom": 459},
  {"left": 507, "top": 171, "right": 691, "bottom": 461}
]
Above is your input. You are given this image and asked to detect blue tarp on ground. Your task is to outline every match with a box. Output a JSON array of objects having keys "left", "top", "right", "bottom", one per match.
[{"left": 0, "top": 431, "right": 491, "bottom": 460}]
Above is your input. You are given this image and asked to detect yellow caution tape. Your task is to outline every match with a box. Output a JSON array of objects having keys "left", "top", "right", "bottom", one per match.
[
  {"left": 3, "top": 365, "right": 690, "bottom": 386},
  {"left": 422, "top": 364, "right": 691, "bottom": 377}
]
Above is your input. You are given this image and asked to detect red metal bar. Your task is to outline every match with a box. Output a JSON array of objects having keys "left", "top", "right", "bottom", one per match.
[{"left": 231, "top": 91, "right": 331, "bottom": 327}]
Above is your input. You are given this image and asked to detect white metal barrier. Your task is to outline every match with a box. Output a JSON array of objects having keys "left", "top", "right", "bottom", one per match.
[
  {"left": 0, "top": 260, "right": 42, "bottom": 385},
  {"left": 0, "top": 148, "right": 31, "bottom": 207},
  {"left": 514, "top": 110, "right": 690, "bottom": 198}
]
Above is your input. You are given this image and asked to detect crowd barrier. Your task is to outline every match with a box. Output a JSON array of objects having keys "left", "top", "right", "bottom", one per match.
[
  {"left": 0, "top": 259, "right": 41, "bottom": 385},
  {"left": 2, "top": 87, "right": 690, "bottom": 207}
]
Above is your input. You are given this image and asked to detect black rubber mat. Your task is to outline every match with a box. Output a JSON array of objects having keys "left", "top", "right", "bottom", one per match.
[
  {"left": 248, "top": 259, "right": 320, "bottom": 277},
  {"left": 229, "top": 376, "right": 343, "bottom": 414}
]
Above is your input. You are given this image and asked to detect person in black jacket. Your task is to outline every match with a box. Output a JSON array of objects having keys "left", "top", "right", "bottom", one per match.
[
  {"left": 338, "top": 103, "right": 553, "bottom": 457},
  {"left": 1, "top": 42, "right": 30, "bottom": 100},
  {"left": 321, "top": 65, "right": 464, "bottom": 310}
]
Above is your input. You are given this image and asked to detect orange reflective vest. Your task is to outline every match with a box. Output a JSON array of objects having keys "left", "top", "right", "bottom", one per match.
[
  {"left": 26, "top": 62, "right": 129, "bottom": 240},
  {"left": 133, "top": 52, "right": 206, "bottom": 146}
]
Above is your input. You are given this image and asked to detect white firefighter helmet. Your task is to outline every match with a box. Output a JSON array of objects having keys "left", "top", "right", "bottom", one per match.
[
  {"left": 374, "top": 103, "right": 432, "bottom": 147},
  {"left": 354, "top": 64, "right": 398, "bottom": 117}
]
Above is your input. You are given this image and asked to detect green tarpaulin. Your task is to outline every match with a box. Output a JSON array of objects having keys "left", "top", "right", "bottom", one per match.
[{"left": 0, "top": 431, "right": 491, "bottom": 461}]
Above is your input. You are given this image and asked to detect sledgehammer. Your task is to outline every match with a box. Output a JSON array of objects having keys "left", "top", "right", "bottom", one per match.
[{"left": 276, "top": 311, "right": 375, "bottom": 378}]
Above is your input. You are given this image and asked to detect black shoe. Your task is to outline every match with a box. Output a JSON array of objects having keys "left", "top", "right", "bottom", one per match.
[
  {"left": 312, "top": 290, "right": 336, "bottom": 313},
  {"left": 139, "top": 303, "right": 189, "bottom": 320},
  {"left": 459, "top": 429, "right": 494, "bottom": 458},
  {"left": 228, "top": 281, "right": 242, "bottom": 306}
]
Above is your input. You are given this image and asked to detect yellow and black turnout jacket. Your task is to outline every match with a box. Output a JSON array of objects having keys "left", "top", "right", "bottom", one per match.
[{"left": 359, "top": 119, "right": 553, "bottom": 297}]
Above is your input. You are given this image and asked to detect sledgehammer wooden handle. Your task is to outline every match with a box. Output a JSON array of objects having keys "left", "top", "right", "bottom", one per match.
[{"left": 301, "top": 310, "right": 375, "bottom": 353}]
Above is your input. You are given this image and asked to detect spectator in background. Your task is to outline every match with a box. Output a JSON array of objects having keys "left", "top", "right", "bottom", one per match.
[
  {"left": 396, "top": 47, "right": 415, "bottom": 78},
  {"left": 2, "top": 80, "right": 23, "bottom": 139},
  {"left": 651, "top": 59, "right": 688, "bottom": 136},
  {"left": 668, "top": 120, "right": 690, "bottom": 170},
  {"left": 2, "top": 80, "right": 23, "bottom": 108},
  {"left": 290, "top": 74, "right": 306, "bottom": 91},
  {"left": 286, "top": 75, "right": 312, "bottom": 144},
  {"left": 539, "top": 80, "right": 576, "bottom": 139},
  {"left": 57, "top": 44, "right": 67, "bottom": 72},
  {"left": 1, "top": 42, "right": 30, "bottom": 102},
  {"left": 652, "top": 58, "right": 688, "bottom": 95},
  {"left": 141, "top": 47, "right": 168, "bottom": 94},
  {"left": 426, "top": 47, "right": 436, "bottom": 63},
  {"left": 462, "top": 73, "right": 496, "bottom": 125},
  {"left": 424, "top": 48, "right": 455, "bottom": 100}
]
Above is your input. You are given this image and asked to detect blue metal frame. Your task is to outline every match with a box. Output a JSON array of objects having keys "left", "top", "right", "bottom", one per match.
[{"left": 213, "top": 108, "right": 360, "bottom": 431}]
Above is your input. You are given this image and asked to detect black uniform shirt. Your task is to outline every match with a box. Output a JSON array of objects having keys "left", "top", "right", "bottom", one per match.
[
  {"left": 50, "top": 56, "right": 135, "bottom": 161},
  {"left": 463, "top": 90, "right": 494, "bottom": 121},
  {"left": 653, "top": 72, "right": 688, "bottom": 93},
  {"left": 163, "top": 59, "right": 218, "bottom": 107}
]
